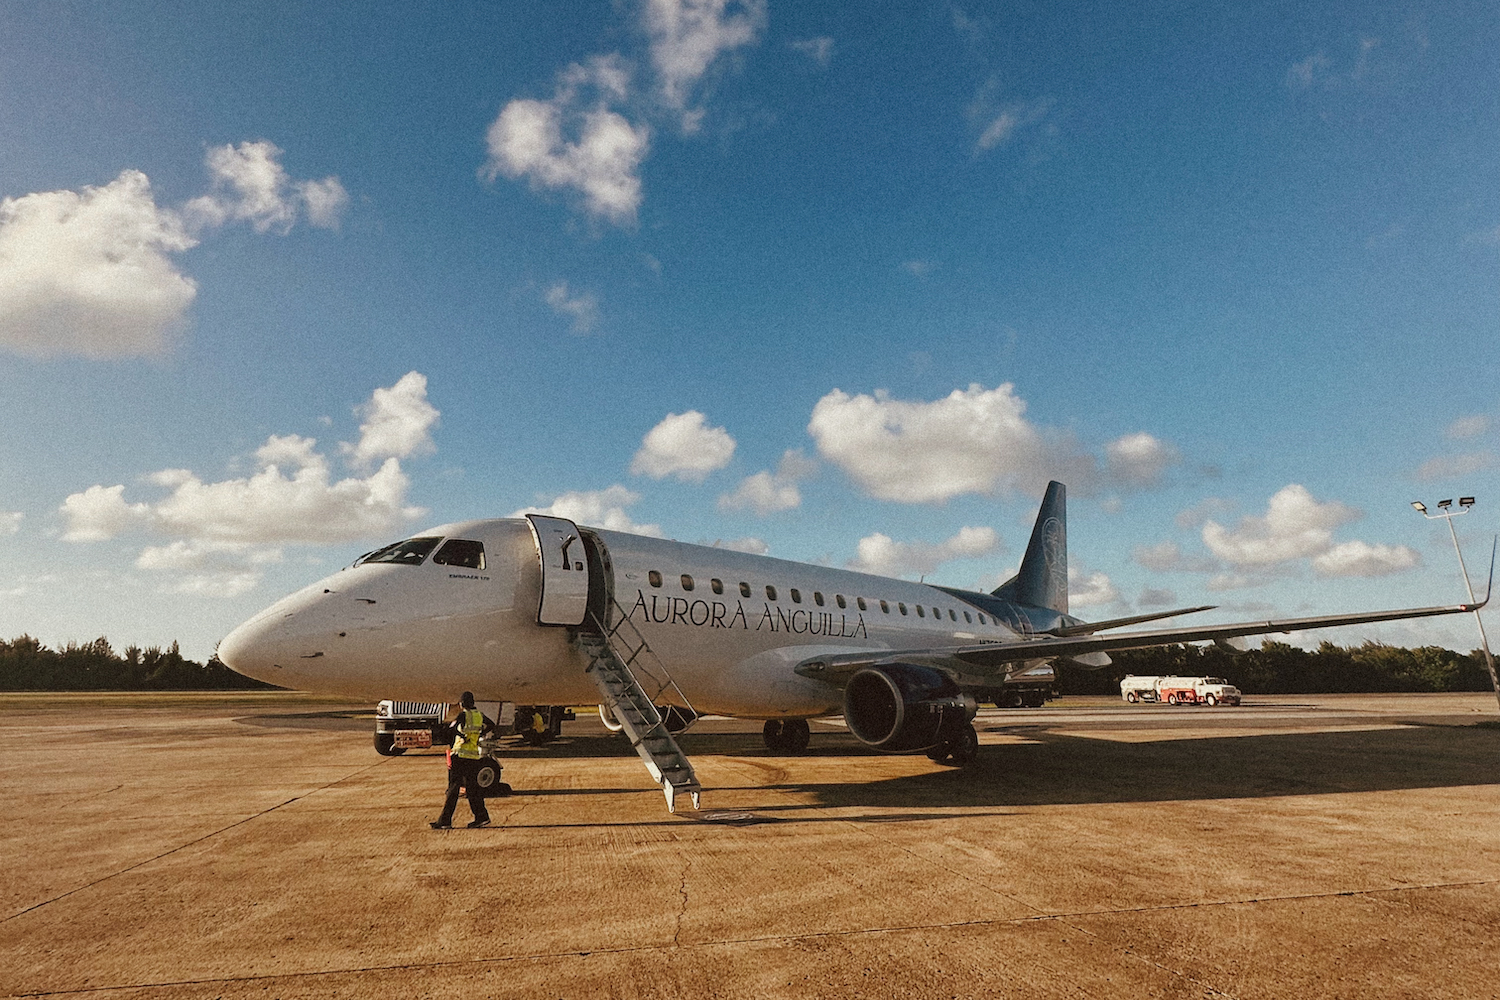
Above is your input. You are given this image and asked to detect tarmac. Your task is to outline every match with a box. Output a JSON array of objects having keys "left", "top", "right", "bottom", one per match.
[{"left": 3, "top": 691, "right": 1498, "bottom": 999}]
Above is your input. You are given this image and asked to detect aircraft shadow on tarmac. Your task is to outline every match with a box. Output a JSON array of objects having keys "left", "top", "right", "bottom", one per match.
[{"left": 240, "top": 711, "right": 1499, "bottom": 813}]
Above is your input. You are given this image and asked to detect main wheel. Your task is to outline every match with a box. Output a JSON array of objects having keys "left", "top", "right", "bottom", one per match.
[
  {"left": 950, "top": 723, "right": 979, "bottom": 766},
  {"left": 762, "top": 719, "right": 786, "bottom": 750},
  {"left": 781, "top": 719, "right": 811, "bottom": 753},
  {"left": 374, "top": 733, "right": 406, "bottom": 756}
]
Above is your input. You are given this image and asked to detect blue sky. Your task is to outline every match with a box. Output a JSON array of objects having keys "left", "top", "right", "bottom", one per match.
[{"left": 2, "top": 0, "right": 1498, "bottom": 662}]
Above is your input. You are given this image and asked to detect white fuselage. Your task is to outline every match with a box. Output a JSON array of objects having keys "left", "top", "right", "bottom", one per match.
[{"left": 218, "top": 518, "right": 1028, "bottom": 718}]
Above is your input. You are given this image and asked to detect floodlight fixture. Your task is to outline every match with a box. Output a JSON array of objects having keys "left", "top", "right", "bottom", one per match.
[
  {"left": 1461, "top": 497, "right": 1476, "bottom": 508},
  {"left": 1438, "top": 498, "right": 1453, "bottom": 509},
  {"left": 1412, "top": 501, "right": 1427, "bottom": 513}
]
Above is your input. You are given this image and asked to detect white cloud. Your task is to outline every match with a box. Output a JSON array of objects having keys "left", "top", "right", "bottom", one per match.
[
  {"left": 645, "top": 0, "right": 766, "bottom": 118},
  {"left": 1312, "top": 540, "right": 1420, "bottom": 578},
  {"left": 712, "top": 536, "right": 769, "bottom": 555},
  {"left": 718, "top": 449, "right": 816, "bottom": 515},
  {"left": 342, "top": 372, "right": 440, "bottom": 469},
  {"left": 631, "top": 411, "right": 736, "bottom": 482},
  {"left": 848, "top": 526, "right": 999, "bottom": 578},
  {"left": 1105, "top": 432, "right": 1179, "bottom": 489},
  {"left": 60, "top": 485, "right": 151, "bottom": 542},
  {"left": 183, "top": 141, "right": 347, "bottom": 234},
  {"left": 971, "top": 95, "right": 1054, "bottom": 153},
  {"left": 1174, "top": 496, "right": 1236, "bottom": 530},
  {"left": 2, "top": 511, "right": 21, "bottom": 535},
  {"left": 513, "top": 485, "right": 664, "bottom": 537},
  {"left": 808, "top": 383, "right": 1093, "bottom": 504},
  {"left": 1068, "top": 567, "right": 1119, "bottom": 608},
  {"left": 901, "top": 259, "right": 936, "bottom": 278},
  {"left": 483, "top": 57, "right": 650, "bottom": 225},
  {"left": 789, "top": 36, "right": 833, "bottom": 67},
  {"left": 1202, "top": 485, "right": 1360, "bottom": 567},
  {"left": 1445, "top": 415, "right": 1489, "bottom": 440},
  {"left": 1415, "top": 452, "right": 1496, "bottom": 482},
  {"left": 135, "top": 540, "right": 281, "bottom": 598},
  {"left": 0, "top": 170, "right": 197, "bottom": 358},
  {"left": 1139, "top": 587, "right": 1178, "bottom": 608},
  {"left": 1286, "top": 52, "right": 1332, "bottom": 89},
  {"left": 544, "top": 282, "right": 600, "bottom": 333}
]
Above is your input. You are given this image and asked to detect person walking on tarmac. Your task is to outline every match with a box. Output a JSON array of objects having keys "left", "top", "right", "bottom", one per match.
[{"left": 431, "top": 692, "right": 496, "bottom": 829}]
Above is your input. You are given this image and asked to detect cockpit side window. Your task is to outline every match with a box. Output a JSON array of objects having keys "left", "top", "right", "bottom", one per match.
[
  {"left": 433, "top": 539, "right": 486, "bottom": 570},
  {"left": 359, "top": 537, "right": 442, "bottom": 566}
]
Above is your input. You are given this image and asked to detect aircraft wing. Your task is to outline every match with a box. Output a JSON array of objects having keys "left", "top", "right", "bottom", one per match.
[{"left": 795, "top": 599, "right": 1487, "bottom": 682}]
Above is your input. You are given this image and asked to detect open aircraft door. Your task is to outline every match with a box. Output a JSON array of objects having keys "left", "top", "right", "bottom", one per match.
[{"left": 525, "top": 514, "right": 591, "bottom": 626}]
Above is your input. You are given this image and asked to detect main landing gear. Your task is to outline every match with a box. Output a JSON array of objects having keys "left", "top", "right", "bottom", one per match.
[
  {"left": 762, "top": 718, "right": 811, "bottom": 753},
  {"left": 926, "top": 722, "right": 980, "bottom": 767}
]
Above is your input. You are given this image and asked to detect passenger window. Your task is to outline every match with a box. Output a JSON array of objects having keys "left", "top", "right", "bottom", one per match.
[
  {"left": 857, "top": 597, "right": 867, "bottom": 611},
  {"left": 432, "top": 539, "right": 486, "bottom": 570},
  {"left": 360, "top": 536, "right": 441, "bottom": 566},
  {"left": 766, "top": 585, "right": 778, "bottom": 601},
  {"left": 898, "top": 603, "right": 907, "bottom": 615},
  {"left": 917, "top": 605, "right": 926, "bottom": 618},
  {"left": 739, "top": 581, "right": 751, "bottom": 598},
  {"left": 880, "top": 600, "right": 889, "bottom": 613},
  {"left": 836, "top": 594, "right": 846, "bottom": 609},
  {"left": 949, "top": 609, "right": 957, "bottom": 621},
  {"left": 964, "top": 611, "right": 972, "bottom": 623},
  {"left": 814, "top": 592, "right": 825, "bottom": 606},
  {"left": 681, "top": 574, "right": 695, "bottom": 591},
  {"left": 711, "top": 578, "right": 724, "bottom": 595},
  {"left": 649, "top": 571, "right": 662, "bottom": 588},
  {"left": 790, "top": 588, "right": 802, "bottom": 604},
  {"left": 978, "top": 613, "right": 987, "bottom": 625}
]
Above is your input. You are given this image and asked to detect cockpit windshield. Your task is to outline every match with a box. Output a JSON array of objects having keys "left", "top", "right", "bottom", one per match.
[{"left": 357, "top": 537, "right": 442, "bottom": 566}]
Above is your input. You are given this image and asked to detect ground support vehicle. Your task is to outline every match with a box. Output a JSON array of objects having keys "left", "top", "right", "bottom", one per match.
[
  {"left": 1120, "top": 675, "right": 1241, "bottom": 706},
  {"left": 374, "top": 701, "right": 451, "bottom": 755}
]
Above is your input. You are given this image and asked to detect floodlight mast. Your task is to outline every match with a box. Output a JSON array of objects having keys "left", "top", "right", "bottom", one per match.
[{"left": 1412, "top": 496, "right": 1500, "bottom": 712}]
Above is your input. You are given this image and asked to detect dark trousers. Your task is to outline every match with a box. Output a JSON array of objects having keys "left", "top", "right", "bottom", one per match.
[{"left": 438, "top": 755, "right": 490, "bottom": 824}]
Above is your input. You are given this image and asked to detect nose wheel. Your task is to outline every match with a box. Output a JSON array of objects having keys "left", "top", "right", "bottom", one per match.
[
  {"left": 926, "top": 722, "right": 980, "bottom": 766},
  {"left": 762, "top": 718, "right": 811, "bottom": 753}
]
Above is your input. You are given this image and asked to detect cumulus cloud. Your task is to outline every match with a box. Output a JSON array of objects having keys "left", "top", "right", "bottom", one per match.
[
  {"left": 1445, "top": 415, "right": 1489, "bottom": 440},
  {"left": 645, "top": 0, "right": 766, "bottom": 119},
  {"left": 1, "top": 511, "right": 20, "bottom": 535},
  {"left": 483, "top": 56, "right": 650, "bottom": 225},
  {"left": 1202, "top": 485, "right": 1360, "bottom": 566},
  {"left": 183, "top": 141, "right": 347, "bottom": 234},
  {"left": 1105, "top": 432, "right": 1179, "bottom": 489},
  {"left": 1174, "top": 496, "right": 1236, "bottom": 530},
  {"left": 1068, "top": 567, "right": 1119, "bottom": 608},
  {"left": 1312, "top": 540, "right": 1420, "bottom": 578},
  {"left": 711, "top": 536, "right": 769, "bottom": 555},
  {"left": 513, "top": 485, "right": 663, "bottom": 537},
  {"left": 544, "top": 281, "right": 600, "bottom": 333},
  {"left": 1139, "top": 587, "right": 1178, "bottom": 608},
  {"left": 341, "top": 371, "right": 440, "bottom": 469},
  {"left": 0, "top": 170, "right": 197, "bottom": 358},
  {"left": 719, "top": 449, "right": 816, "bottom": 515},
  {"left": 1286, "top": 51, "right": 1332, "bottom": 89},
  {"left": 789, "top": 36, "right": 833, "bottom": 67},
  {"left": 848, "top": 526, "right": 999, "bottom": 578},
  {"left": 58, "top": 376, "right": 436, "bottom": 595},
  {"left": 808, "top": 383, "right": 1096, "bottom": 503},
  {"left": 1415, "top": 452, "right": 1496, "bottom": 482},
  {"left": 631, "top": 411, "right": 736, "bottom": 482}
]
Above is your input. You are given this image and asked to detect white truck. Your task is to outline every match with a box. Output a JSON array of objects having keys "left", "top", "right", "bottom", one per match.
[{"left": 1120, "top": 675, "right": 1241, "bottom": 706}]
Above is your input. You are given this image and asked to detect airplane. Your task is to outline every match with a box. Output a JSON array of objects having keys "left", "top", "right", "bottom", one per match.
[{"left": 218, "top": 481, "right": 1489, "bottom": 812}]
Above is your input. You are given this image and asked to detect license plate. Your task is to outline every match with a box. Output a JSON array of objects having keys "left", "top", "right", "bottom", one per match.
[{"left": 394, "top": 730, "right": 433, "bottom": 748}]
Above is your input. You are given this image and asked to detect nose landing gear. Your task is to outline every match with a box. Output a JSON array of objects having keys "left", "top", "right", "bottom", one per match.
[{"left": 762, "top": 718, "right": 812, "bottom": 753}]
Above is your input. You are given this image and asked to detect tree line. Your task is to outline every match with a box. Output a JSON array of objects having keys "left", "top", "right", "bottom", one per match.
[
  {"left": 0, "top": 635, "right": 278, "bottom": 691},
  {"left": 1057, "top": 640, "right": 1496, "bottom": 696}
]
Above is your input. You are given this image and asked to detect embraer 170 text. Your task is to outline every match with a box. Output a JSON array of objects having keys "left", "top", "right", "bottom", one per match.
[{"left": 219, "top": 483, "right": 1486, "bottom": 811}]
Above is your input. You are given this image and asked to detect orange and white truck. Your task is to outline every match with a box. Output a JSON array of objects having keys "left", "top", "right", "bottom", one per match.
[{"left": 1120, "top": 675, "right": 1241, "bottom": 706}]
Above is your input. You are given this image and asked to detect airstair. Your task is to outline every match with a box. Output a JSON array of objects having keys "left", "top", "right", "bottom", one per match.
[{"left": 580, "top": 599, "right": 702, "bottom": 813}]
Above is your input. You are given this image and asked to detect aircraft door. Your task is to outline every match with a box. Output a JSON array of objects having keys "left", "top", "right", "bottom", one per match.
[{"left": 525, "top": 514, "right": 591, "bottom": 626}]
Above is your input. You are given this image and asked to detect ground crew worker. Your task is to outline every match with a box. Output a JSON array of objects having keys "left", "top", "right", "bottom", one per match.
[{"left": 431, "top": 692, "right": 497, "bottom": 829}]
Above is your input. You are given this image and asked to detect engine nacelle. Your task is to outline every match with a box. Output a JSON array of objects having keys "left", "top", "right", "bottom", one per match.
[{"left": 843, "top": 663, "right": 976, "bottom": 752}]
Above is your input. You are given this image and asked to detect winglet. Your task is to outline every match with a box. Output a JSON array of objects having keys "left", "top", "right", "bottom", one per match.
[{"left": 1465, "top": 537, "right": 1496, "bottom": 612}]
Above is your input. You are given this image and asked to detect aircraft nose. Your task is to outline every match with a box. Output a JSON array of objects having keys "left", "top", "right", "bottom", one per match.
[{"left": 218, "top": 613, "right": 286, "bottom": 685}]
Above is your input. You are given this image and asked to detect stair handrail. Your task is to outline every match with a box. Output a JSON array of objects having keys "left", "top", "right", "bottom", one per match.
[{"left": 586, "top": 597, "right": 699, "bottom": 728}]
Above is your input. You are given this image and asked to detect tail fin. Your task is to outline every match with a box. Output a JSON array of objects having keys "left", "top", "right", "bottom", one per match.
[{"left": 991, "top": 481, "right": 1068, "bottom": 615}]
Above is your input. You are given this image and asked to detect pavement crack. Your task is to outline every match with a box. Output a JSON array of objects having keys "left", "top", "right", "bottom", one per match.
[
  {"left": 4, "top": 760, "right": 384, "bottom": 925},
  {"left": 671, "top": 855, "right": 692, "bottom": 947}
]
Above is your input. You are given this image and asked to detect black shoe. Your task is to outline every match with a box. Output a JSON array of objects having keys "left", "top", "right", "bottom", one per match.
[
  {"left": 430, "top": 821, "right": 451, "bottom": 829},
  {"left": 466, "top": 819, "right": 491, "bottom": 829}
]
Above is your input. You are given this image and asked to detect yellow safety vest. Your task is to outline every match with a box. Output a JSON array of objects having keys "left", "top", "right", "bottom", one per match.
[{"left": 453, "top": 707, "right": 484, "bottom": 759}]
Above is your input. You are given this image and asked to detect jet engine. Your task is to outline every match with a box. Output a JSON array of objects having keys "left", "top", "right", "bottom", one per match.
[{"left": 843, "top": 663, "right": 976, "bottom": 752}]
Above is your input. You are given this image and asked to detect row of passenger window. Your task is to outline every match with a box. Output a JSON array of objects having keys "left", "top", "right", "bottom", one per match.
[{"left": 645, "top": 570, "right": 990, "bottom": 626}]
